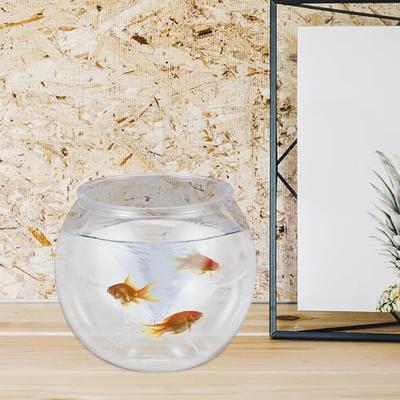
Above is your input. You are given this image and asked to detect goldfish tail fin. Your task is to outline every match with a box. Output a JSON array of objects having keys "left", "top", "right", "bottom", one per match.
[
  {"left": 142, "top": 323, "right": 166, "bottom": 338},
  {"left": 174, "top": 262, "right": 188, "bottom": 271},
  {"left": 142, "top": 322, "right": 165, "bottom": 329},
  {"left": 143, "top": 328, "right": 164, "bottom": 339},
  {"left": 172, "top": 255, "right": 187, "bottom": 267},
  {"left": 173, "top": 255, "right": 194, "bottom": 271},
  {"left": 136, "top": 281, "right": 159, "bottom": 302}
]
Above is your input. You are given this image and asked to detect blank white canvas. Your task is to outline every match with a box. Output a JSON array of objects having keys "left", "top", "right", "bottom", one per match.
[{"left": 297, "top": 27, "right": 400, "bottom": 312}]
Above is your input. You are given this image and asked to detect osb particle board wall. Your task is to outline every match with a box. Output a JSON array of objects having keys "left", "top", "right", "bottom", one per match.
[
  {"left": 0, "top": 0, "right": 269, "bottom": 300},
  {"left": 0, "top": 1, "right": 397, "bottom": 301}
]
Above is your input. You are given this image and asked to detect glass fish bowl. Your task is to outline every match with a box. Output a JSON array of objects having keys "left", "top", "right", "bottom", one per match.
[{"left": 56, "top": 174, "right": 256, "bottom": 372}]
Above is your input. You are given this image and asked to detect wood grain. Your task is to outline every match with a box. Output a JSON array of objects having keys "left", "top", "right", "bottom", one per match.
[
  {"left": 276, "top": 304, "right": 397, "bottom": 332},
  {"left": 0, "top": 303, "right": 400, "bottom": 399}
]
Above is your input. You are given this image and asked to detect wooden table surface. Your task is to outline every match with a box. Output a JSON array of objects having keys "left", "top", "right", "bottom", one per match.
[{"left": 0, "top": 303, "right": 399, "bottom": 399}]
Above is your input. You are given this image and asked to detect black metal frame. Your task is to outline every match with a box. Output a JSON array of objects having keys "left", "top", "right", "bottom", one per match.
[{"left": 269, "top": 0, "right": 400, "bottom": 341}]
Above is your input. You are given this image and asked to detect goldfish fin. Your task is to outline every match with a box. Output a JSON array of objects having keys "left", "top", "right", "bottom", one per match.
[
  {"left": 172, "top": 255, "right": 185, "bottom": 262},
  {"left": 142, "top": 322, "right": 165, "bottom": 329},
  {"left": 143, "top": 328, "right": 164, "bottom": 338},
  {"left": 172, "top": 255, "right": 188, "bottom": 270},
  {"left": 173, "top": 250, "right": 200, "bottom": 263},
  {"left": 174, "top": 263, "right": 188, "bottom": 271},
  {"left": 197, "top": 270, "right": 205, "bottom": 275},
  {"left": 123, "top": 275, "right": 137, "bottom": 290},
  {"left": 141, "top": 322, "right": 166, "bottom": 338},
  {"left": 121, "top": 297, "right": 138, "bottom": 307},
  {"left": 136, "top": 281, "right": 159, "bottom": 302}
]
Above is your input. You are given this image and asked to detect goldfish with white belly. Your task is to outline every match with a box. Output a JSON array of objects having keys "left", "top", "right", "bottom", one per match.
[{"left": 173, "top": 250, "right": 221, "bottom": 274}]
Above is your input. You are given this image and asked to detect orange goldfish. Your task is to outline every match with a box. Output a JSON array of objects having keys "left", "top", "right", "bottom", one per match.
[
  {"left": 143, "top": 310, "right": 203, "bottom": 337},
  {"left": 173, "top": 250, "right": 220, "bottom": 274},
  {"left": 107, "top": 275, "right": 158, "bottom": 306}
]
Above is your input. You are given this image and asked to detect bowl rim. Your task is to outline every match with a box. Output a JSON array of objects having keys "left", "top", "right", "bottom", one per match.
[{"left": 76, "top": 173, "right": 234, "bottom": 216}]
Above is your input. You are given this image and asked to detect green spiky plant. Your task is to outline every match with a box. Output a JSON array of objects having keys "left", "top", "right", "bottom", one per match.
[{"left": 371, "top": 151, "right": 400, "bottom": 312}]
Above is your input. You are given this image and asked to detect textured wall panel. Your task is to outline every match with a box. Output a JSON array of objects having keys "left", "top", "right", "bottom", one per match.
[
  {"left": 0, "top": 1, "right": 397, "bottom": 301},
  {"left": 0, "top": 0, "right": 268, "bottom": 300}
]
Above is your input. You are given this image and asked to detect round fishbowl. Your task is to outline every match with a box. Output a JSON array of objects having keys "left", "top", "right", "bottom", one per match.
[{"left": 56, "top": 174, "right": 256, "bottom": 371}]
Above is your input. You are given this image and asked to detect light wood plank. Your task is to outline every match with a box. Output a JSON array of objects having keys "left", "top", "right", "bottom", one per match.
[
  {"left": 0, "top": 303, "right": 268, "bottom": 336},
  {"left": 276, "top": 304, "right": 397, "bottom": 331},
  {"left": 1, "top": 302, "right": 397, "bottom": 335},
  {"left": 0, "top": 303, "right": 399, "bottom": 399}
]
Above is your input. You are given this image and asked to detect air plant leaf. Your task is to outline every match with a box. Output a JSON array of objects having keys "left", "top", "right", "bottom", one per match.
[
  {"left": 368, "top": 212, "right": 396, "bottom": 236},
  {"left": 392, "top": 235, "right": 400, "bottom": 246},
  {"left": 370, "top": 181, "right": 397, "bottom": 212},
  {"left": 373, "top": 171, "right": 398, "bottom": 212},
  {"left": 375, "top": 152, "right": 400, "bottom": 312},
  {"left": 390, "top": 261, "right": 400, "bottom": 270},
  {"left": 376, "top": 151, "right": 400, "bottom": 211},
  {"left": 374, "top": 201, "right": 398, "bottom": 218},
  {"left": 376, "top": 228, "right": 395, "bottom": 246},
  {"left": 372, "top": 206, "right": 397, "bottom": 233},
  {"left": 390, "top": 214, "right": 400, "bottom": 235}
]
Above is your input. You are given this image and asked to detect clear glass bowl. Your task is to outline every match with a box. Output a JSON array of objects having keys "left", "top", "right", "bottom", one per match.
[{"left": 56, "top": 174, "right": 256, "bottom": 371}]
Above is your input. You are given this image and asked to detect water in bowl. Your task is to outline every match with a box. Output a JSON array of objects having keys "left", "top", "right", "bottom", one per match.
[{"left": 56, "top": 218, "right": 255, "bottom": 371}]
